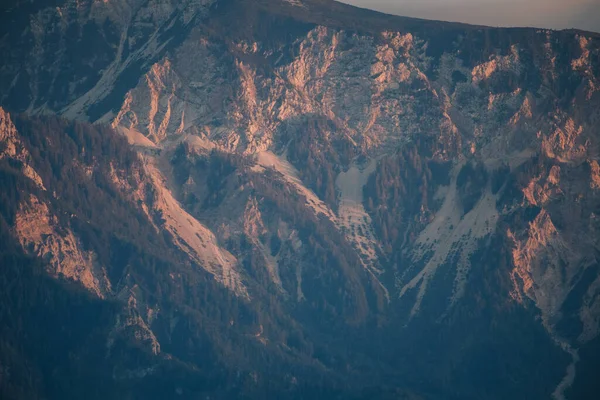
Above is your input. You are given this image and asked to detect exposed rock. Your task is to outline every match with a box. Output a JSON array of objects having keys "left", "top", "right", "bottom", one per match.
[
  {"left": 15, "top": 194, "right": 111, "bottom": 297},
  {"left": 1, "top": 0, "right": 600, "bottom": 398},
  {"left": 109, "top": 285, "right": 161, "bottom": 356},
  {"left": 143, "top": 160, "right": 248, "bottom": 297},
  {"left": 591, "top": 160, "right": 600, "bottom": 190},
  {"left": 0, "top": 108, "right": 46, "bottom": 190}
]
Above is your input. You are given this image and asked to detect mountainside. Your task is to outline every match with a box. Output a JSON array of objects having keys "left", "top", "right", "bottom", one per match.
[{"left": 1, "top": 0, "right": 600, "bottom": 399}]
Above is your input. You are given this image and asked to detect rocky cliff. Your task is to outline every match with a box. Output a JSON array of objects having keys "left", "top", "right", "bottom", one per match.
[{"left": 1, "top": 0, "right": 599, "bottom": 399}]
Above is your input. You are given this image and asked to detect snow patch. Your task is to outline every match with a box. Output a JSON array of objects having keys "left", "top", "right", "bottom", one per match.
[
  {"left": 399, "top": 163, "right": 499, "bottom": 316},
  {"left": 282, "top": 0, "right": 305, "bottom": 7},
  {"left": 144, "top": 161, "right": 247, "bottom": 297},
  {"left": 336, "top": 160, "right": 382, "bottom": 269},
  {"left": 117, "top": 126, "right": 158, "bottom": 148},
  {"left": 336, "top": 159, "right": 390, "bottom": 301},
  {"left": 254, "top": 151, "right": 338, "bottom": 222}
]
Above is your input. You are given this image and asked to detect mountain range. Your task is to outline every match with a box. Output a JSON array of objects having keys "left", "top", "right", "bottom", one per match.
[{"left": 1, "top": 0, "right": 599, "bottom": 398}]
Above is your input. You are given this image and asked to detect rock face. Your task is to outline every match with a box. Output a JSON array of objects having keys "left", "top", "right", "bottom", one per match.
[
  {"left": 1, "top": 0, "right": 600, "bottom": 399},
  {"left": 15, "top": 193, "right": 112, "bottom": 298}
]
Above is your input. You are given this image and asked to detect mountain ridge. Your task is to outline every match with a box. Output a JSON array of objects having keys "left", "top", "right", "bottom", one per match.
[{"left": 1, "top": 0, "right": 600, "bottom": 398}]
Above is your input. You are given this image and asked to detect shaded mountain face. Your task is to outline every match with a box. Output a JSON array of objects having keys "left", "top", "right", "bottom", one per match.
[{"left": 1, "top": 0, "right": 600, "bottom": 399}]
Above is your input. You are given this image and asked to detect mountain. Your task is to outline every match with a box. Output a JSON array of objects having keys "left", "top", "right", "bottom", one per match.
[{"left": 1, "top": 0, "right": 599, "bottom": 399}]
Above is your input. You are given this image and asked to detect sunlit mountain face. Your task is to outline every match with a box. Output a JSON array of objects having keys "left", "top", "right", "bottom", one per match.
[{"left": 1, "top": 0, "right": 599, "bottom": 399}]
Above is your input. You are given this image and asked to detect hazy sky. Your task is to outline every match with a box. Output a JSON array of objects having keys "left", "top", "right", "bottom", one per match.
[{"left": 341, "top": 0, "right": 600, "bottom": 32}]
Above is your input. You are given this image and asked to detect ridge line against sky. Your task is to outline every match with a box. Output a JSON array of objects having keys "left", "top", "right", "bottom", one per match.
[{"left": 339, "top": 0, "right": 600, "bottom": 33}]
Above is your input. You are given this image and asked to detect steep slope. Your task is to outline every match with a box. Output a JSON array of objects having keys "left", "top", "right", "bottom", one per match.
[
  {"left": 1, "top": 0, "right": 600, "bottom": 399},
  {"left": 0, "top": 109, "right": 396, "bottom": 399}
]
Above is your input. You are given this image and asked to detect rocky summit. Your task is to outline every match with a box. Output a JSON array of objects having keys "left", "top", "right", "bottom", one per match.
[{"left": 1, "top": 0, "right": 599, "bottom": 399}]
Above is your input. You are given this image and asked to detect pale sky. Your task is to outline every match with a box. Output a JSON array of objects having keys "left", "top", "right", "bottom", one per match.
[{"left": 341, "top": 0, "right": 600, "bottom": 32}]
